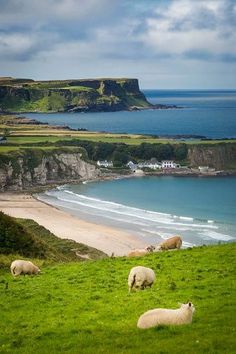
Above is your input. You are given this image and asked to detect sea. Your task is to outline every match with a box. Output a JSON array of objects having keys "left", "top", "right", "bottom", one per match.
[
  {"left": 30, "top": 89, "right": 236, "bottom": 247},
  {"left": 37, "top": 176, "right": 236, "bottom": 247},
  {"left": 24, "top": 89, "right": 236, "bottom": 138}
]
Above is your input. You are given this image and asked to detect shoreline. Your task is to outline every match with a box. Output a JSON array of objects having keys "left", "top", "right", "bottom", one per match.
[
  {"left": 3, "top": 167, "right": 236, "bottom": 195},
  {"left": 0, "top": 192, "right": 146, "bottom": 256}
]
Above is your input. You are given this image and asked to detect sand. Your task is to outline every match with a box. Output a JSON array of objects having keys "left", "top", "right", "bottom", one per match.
[{"left": 0, "top": 193, "right": 146, "bottom": 256}]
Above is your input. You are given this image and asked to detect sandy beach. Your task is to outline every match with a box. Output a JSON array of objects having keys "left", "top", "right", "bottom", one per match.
[{"left": 0, "top": 193, "right": 146, "bottom": 256}]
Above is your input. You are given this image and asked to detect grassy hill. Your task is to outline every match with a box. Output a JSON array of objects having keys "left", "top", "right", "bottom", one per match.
[
  {"left": 0, "top": 77, "right": 151, "bottom": 113},
  {"left": 0, "top": 212, "right": 107, "bottom": 269},
  {"left": 0, "top": 243, "right": 235, "bottom": 353}
]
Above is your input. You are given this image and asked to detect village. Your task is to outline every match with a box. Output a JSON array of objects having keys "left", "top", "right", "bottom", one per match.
[{"left": 97, "top": 159, "right": 216, "bottom": 175}]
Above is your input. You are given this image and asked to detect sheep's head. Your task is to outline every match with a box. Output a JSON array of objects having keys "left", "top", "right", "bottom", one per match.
[
  {"left": 181, "top": 302, "right": 195, "bottom": 313},
  {"left": 155, "top": 245, "right": 162, "bottom": 251}
]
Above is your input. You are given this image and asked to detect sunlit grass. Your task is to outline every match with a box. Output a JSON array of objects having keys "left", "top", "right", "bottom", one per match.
[
  {"left": 0, "top": 243, "right": 235, "bottom": 353},
  {"left": 2, "top": 134, "right": 236, "bottom": 146}
]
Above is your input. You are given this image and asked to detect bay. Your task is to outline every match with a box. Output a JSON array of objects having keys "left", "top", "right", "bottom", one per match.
[{"left": 38, "top": 176, "right": 236, "bottom": 248}]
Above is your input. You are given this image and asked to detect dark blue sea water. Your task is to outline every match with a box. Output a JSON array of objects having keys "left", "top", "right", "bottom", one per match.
[
  {"left": 24, "top": 90, "right": 236, "bottom": 138},
  {"left": 38, "top": 176, "right": 236, "bottom": 247}
]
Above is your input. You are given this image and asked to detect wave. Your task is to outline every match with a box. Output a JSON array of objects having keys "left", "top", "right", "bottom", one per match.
[
  {"left": 38, "top": 187, "right": 235, "bottom": 245},
  {"left": 179, "top": 216, "right": 194, "bottom": 221},
  {"left": 44, "top": 189, "right": 218, "bottom": 230},
  {"left": 199, "top": 230, "right": 234, "bottom": 242}
]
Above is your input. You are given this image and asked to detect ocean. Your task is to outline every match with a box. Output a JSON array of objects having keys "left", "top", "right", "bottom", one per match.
[
  {"left": 37, "top": 176, "right": 236, "bottom": 248},
  {"left": 24, "top": 89, "right": 236, "bottom": 138},
  {"left": 32, "top": 89, "right": 236, "bottom": 247}
]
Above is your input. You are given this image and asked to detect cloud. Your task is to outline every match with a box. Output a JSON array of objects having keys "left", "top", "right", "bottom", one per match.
[
  {"left": 140, "top": 0, "right": 236, "bottom": 61},
  {"left": 0, "top": 0, "right": 236, "bottom": 88},
  {"left": 0, "top": 31, "right": 59, "bottom": 61},
  {"left": 1, "top": 0, "right": 235, "bottom": 63},
  {"left": 0, "top": 0, "right": 117, "bottom": 26}
]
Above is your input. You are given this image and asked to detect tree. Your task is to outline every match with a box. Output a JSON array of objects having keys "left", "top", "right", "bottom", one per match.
[
  {"left": 92, "top": 142, "right": 115, "bottom": 161},
  {"left": 175, "top": 144, "right": 188, "bottom": 161},
  {"left": 113, "top": 151, "right": 129, "bottom": 167}
]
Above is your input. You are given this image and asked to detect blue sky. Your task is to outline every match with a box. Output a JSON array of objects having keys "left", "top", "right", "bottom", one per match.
[{"left": 0, "top": 0, "right": 236, "bottom": 88}]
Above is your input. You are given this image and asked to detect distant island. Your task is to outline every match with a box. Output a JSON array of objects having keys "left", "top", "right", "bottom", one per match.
[{"left": 0, "top": 77, "right": 176, "bottom": 113}]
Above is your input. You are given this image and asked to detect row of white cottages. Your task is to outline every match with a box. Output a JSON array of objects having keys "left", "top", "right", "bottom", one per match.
[{"left": 97, "top": 160, "right": 179, "bottom": 170}]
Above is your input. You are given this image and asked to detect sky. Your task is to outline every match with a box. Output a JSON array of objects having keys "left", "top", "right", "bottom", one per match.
[{"left": 0, "top": 0, "right": 236, "bottom": 89}]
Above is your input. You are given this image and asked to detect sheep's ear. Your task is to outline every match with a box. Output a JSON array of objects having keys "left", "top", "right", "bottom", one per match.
[{"left": 188, "top": 302, "right": 191, "bottom": 307}]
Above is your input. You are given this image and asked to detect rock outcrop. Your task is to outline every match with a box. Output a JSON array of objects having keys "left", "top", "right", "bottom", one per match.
[
  {"left": 0, "top": 77, "right": 152, "bottom": 113},
  {"left": 0, "top": 149, "right": 99, "bottom": 191},
  {"left": 187, "top": 143, "right": 236, "bottom": 170}
]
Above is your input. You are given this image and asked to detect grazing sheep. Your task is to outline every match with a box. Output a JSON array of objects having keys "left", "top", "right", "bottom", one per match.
[
  {"left": 128, "top": 266, "right": 156, "bottom": 292},
  {"left": 137, "top": 302, "right": 195, "bottom": 329},
  {"left": 156, "top": 236, "right": 182, "bottom": 251},
  {"left": 10, "top": 260, "right": 40, "bottom": 277},
  {"left": 128, "top": 245, "right": 155, "bottom": 257}
]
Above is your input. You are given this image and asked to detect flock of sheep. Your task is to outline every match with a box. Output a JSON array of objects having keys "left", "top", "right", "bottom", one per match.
[
  {"left": 127, "top": 236, "right": 195, "bottom": 328},
  {"left": 127, "top": 235, "right": 183, "bottom": 257},
  {"left": 10, "top": 235, "right": 195, "bottom": 329}
]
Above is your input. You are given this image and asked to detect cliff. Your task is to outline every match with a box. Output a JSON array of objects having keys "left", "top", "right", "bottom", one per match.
[
  {"left": 0, "top": 148, "right": 100, "bottom": 191},
  {"left": 0, "top": 77, "right": 151, "bottom": 113},
  {"left": 187, "top": 143, "right": 236, "bottom": 170},
  {"left": 1, "top": 142, "right": 235, "bottom": 192}
]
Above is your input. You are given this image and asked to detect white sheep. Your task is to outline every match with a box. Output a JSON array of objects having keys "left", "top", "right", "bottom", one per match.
[
  {"left": 128, "top": 266, "right": 156, "bottom": 292},
  {"left": 10, "top": 260, "right": 41, "bottom": 277},
  {"left": 137, "top": 302, "right": 195, "bottom": 329},
  {"left": 156, "top": 236, "right": 182, "bottom": 251},
  {"left": 128, "top": 245, "right": 155, "bottom": 257}
]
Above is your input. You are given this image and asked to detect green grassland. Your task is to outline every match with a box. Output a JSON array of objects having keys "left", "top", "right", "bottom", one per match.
[
  {"left": 0, "top": 116, "right": 236, "bottom": 172},
  {"left": 1, "top": 115, "right": 235, "bottom": 147},
  {"left": 0, "top": 78, "right": 150, "bottom": 113},
  {"left": 2, "top": 132, "right": 236, "bottom": 147},
  {"left": 0, "top": 243, "right": 235, "bottom": 353}
]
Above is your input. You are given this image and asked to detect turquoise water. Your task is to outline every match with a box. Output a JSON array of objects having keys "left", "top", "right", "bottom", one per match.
[
  {"left": 33, "top": 90, "right": 236, "bottom": 246},
  {"left": 38, "top": 176, "right": 236, "bottom": 247},
  {"left": 24, "top": 90, "right": 236, "bottom": 138}
]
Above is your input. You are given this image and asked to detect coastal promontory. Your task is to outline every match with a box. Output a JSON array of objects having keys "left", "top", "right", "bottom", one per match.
[{"left": 0, "top": 77, "right": 153, "bottom": 113}]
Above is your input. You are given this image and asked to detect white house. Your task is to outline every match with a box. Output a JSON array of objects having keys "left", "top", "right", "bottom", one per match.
[
  {"left": 198, "top": 166, "right": 209, "bottom": 173},
  {"left": 137, "top": 160, "right": 162, "bottom": 170},
  {"left": 161, "top": 160, "right": 177, "bottom": 169},
  {"left": 97, "top": 160, "right": 113, "bottom": 168},
  {"left": 126, "top": 161, "right": 137, "bottom": 171}
]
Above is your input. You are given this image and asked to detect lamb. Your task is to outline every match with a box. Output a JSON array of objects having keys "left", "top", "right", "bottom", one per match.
[
  {"left": 156, "top": 236, "right": 182, "bottom": 251},
  {"left": 128, "top": 266, "right": 156, "bottom": 292},
  {"left": 128, "top": 245, "right": 155, "bottom": 257},
  {"left": 137, "top": 302, "right": 195, "bottom": 329},
  {"left": 10, "top": 260, "right": 41, "bottom": 277}
]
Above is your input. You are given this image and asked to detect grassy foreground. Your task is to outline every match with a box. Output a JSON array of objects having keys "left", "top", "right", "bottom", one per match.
[{"left": 0, "top": 243, "right": 235, "bottom": 354}]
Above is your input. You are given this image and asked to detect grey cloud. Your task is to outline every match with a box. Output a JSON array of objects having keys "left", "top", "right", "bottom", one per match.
[
  {"left": 0, "top": 0, "right": 119, "bottom": 29},
  {"left": 0, "top": 0, "right": 236, "bottom": 88}
]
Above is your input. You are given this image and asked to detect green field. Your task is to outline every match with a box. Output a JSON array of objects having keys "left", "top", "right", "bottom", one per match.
[
  {"left": 2, "top": 134, "right": 236, "bottom": 147},
  {"left": 0, "top": 243, "right": 235, "bottom": 354}
]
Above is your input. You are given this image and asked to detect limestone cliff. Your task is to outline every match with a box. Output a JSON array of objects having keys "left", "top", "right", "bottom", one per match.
[
  {"left": 0, "top": 148, "right": 99, "bottom": 191},
  {"left": 0, "top": 77, "right": 151, "bottom": 113},
  {"left": 187, "top": 143, "right": 236, "bottom": 170}
]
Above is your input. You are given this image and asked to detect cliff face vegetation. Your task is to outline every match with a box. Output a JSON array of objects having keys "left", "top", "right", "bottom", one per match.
[
  {"left": 0, "top": 77, "right": 151, "bottom": 113},
  {"left": 0, "top": 142, "right": 235, "bottom": 192},
  {"left": 187, "top": 143, "right": 236, "bottom": 170},
  {"left": 0, "top": 148, "right": 99, "bottom": 191}
]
